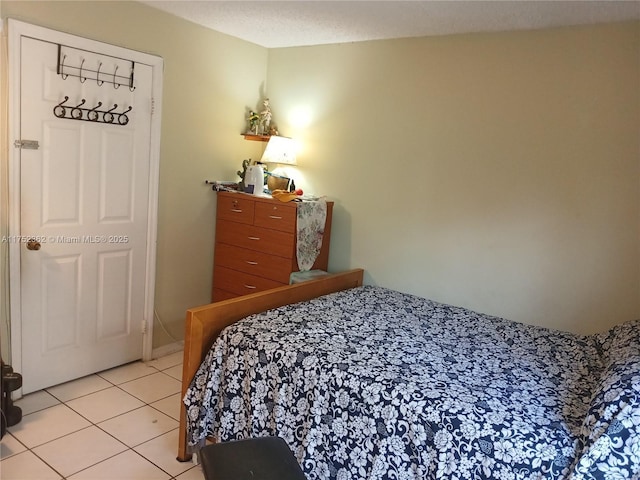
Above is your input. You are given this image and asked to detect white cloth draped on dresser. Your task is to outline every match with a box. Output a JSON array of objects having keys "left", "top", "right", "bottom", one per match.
[{"left": 296, "top": 200, "right": 327, "bottom": 271}]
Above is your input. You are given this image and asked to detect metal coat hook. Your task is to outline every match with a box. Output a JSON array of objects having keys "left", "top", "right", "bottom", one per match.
[
  {"left": 59, "top": 54, "right": 68, "bottom": 79},
  {"left": 72, "top": 99, "right": 86, "bottom": 119},
  {"left": 96, "top": 62, "right": 104, "bottom": 86},
  {"left": 79, "top": 59, "right": 87, "bottom": 83},
  {"left": 118, "top": 106, "right": 132, "bottom": 125},
  {"left": 88, "top": 102, "right": 102, "bottom": 121},
  {"left": 53, "top": 96, "right": 70, "bottom": 117},
  {"left": 113, "top": 66, "right": 120, "bottom": 89},
  {"left": 104, "top": 104, "right": 119, "bottom": 123}
]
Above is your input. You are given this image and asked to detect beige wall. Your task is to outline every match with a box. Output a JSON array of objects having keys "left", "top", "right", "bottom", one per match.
[
  {"left": 267, "top": 22, "right": 640, "bottom": 334},
  {"left": 1, "top": 1, "right": 638, "bottom": 353},
  {"left": 1, "top": 1, "right": 268, "bottom": 350}
]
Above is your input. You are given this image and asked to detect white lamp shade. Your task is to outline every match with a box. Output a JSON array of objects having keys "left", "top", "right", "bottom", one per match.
[{"left": 260, "top": 136, "right": 297, "bottom": 165}]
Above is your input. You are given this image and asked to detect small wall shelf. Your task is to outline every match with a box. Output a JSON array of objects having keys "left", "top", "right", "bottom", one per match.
[{"left": 242, "top": 134, "right": 271, "bottom": 142}]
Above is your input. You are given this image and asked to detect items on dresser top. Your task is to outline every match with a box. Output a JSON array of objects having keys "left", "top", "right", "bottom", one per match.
[{"left": 212, "top": 191, "right": 333, "bottom": 302}]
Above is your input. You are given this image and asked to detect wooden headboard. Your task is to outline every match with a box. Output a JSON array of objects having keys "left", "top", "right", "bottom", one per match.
[{"left": 177, "top": 268, "right": 364, "bottom": 461}]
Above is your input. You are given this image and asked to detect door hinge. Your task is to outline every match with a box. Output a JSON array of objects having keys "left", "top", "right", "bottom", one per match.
[
  {"left": 141, "top": 320, "right": 147, "bottom": 334},
  {"left": 14, "top": 139, "right": 40, "bottom": 150},
  {"left": 150, "top": 98, "right": 155, "bottom": 116}
]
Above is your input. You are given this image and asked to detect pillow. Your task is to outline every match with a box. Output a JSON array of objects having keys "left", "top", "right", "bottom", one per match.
[{"left": 572, "top": 319, "right": 640, "bottom": 479}]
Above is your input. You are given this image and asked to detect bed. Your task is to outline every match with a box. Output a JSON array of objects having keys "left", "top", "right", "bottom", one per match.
[{"left": 178, "top": 269, "right": 640, "bottom": 479}]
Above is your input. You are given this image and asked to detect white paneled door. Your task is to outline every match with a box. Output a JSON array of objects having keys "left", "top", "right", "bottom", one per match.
[{"left": 13, "top": 28, "right": 160, "bottom": 394}]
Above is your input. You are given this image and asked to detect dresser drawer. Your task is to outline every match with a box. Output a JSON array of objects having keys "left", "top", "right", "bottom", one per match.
[
  {"left": 213, "top": 266, "right": 285, "bottom": 296},
  {"left": 254, "top": 202, "right": 296, "bottom": 233},
  {"left": 217, "top": 194, "right": 254, "bottom": 225},
  {"left": 216, "top": 219, "right": 295, "bottom": 258},
  {"left": 212, "top": 288, "right": 237, "bottom": 302},
  {"left": 214, "top": 243, "right": 292, "bottom": 283}
]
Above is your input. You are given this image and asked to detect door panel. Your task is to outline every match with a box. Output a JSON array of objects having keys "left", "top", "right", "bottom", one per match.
[
  {"left": 99, "top": 130, "right": 135, "bottom": 222},
  {"left": 97, "top": 250, "right": 132, "bottom": 339},
  {"left": 41, "top": 255, "right": 81, "bottom": 351},
  {"left": 42, "top": 123, "right": 82, "bottom": 225}
]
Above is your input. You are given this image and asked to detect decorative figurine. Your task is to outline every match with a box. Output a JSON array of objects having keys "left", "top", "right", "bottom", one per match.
[
  {"left": 259, "top": 98, "right": 272, "bottom": 135},
  {"left": 247, "top": 110, "right": 260, "bottom": 135},
  {"left": 236, "top": 158, "right": 251, "bottom": 191}
]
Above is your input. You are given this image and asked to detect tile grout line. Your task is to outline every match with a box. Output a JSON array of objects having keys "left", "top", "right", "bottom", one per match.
[
  {"left": 74, "top": 383, "right": 185, "bottom": 480},
  {"left": 2, "top": 358, "right": 186, "bottom": 479}
]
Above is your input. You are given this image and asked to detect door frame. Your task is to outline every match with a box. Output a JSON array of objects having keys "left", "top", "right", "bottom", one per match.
[{"left": 7, "top": 19, "right": 163, "bottom": 382}]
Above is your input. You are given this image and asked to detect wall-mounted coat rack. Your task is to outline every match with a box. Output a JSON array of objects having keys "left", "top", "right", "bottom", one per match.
[
  {"left": 56, "top": 44, "right": 136, "bottom": 91},
  {"left": 53, "top": 96, "right": 132, "bottom": 125}
]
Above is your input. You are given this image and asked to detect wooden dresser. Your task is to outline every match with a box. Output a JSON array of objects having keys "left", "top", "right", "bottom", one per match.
[{"left": 212, "top": 191, "right": 333, "bottom": 302}]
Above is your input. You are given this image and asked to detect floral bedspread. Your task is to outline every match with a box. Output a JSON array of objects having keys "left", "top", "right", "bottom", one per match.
[{"left": 184, "top": 286, "right": 640, "bottom": 480}]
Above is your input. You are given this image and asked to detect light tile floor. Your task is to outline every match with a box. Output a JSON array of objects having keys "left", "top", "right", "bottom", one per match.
[{"left": 0, "top": 352, "right": 203, "bottom": 480}]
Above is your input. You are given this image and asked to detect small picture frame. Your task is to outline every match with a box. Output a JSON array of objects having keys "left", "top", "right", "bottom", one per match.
[{"left": 266, "top": 174, "right": 291, "bottom": 192}]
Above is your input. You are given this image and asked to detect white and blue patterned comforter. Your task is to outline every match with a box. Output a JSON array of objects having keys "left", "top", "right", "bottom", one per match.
[{"left": 184, "top": 286, "right": 640, "bottom": 479}]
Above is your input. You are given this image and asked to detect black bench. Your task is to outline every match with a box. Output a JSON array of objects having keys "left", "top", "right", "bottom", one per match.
[{"left": 199, "top": 436, "right": 307, "bottom": 480}]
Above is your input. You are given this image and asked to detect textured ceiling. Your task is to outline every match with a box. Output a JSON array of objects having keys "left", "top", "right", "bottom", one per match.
[{"left": 141, "top": 0, "right": 640, "bottom": 48}]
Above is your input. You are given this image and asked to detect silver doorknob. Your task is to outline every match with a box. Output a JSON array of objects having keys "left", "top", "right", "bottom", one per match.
[{"left": 26, "top": 239, "right": 41, "bottom": 251}]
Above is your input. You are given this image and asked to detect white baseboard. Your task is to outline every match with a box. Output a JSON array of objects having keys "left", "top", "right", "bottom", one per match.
[{"left": 151, "top": 341, "right": 184, "bottom": 360}]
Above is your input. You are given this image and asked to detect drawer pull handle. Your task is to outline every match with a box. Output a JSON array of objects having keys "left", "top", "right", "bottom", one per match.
[
  {"left": 245, "top": 261, "right": 258, "bottom": 265},
  {"left": 269, "top": 215, "right": 283, "bottom": 220},
  {"left": 248, "top": 236, "right": 260, "bottom": 241},
  {"left": 244, "top": 284, "right": 257, "bottom": 289},
  {"left": 231, "top": 209, "right": 243, "bottom": 213}
]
